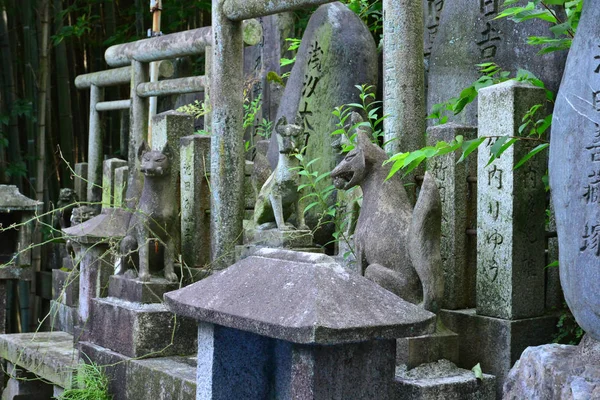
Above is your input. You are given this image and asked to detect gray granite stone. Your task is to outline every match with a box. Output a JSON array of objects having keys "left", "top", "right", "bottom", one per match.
[
  {"left": 549, "top": 0, "right": 600, "bottom": 342},
  {"left": 78, "top": 341, "right": 130, "bottom": 400},
  {"left": 113, "top": 166, "right": 129, "bottom": 208},
  {"left": 397, "top": 325, "right": 459, "bottom": 369},
  {"left": 101, "top": 158, "right": 127, "bottom": 209},
  {"left": 2, "top": 362, "right": 54, "bottom": 400},
  {"left": 74, "top": 162, "right": 88, "bottom": 203},
  {"left": 477, "top": 81, "right": 547, "bottom": 320},
  {"left": 427, "top": 0, "right": 566, "bottom": 126},
  {"left": 394, "top": 359, "right": 496, "bottom": 400},
  {"left": 503, "top": 336, "right": 600, "bottom": 400},
  {"left": 0, "top": 332, "right": 77, "bottom": 389},
  {"left": 244, "top": 229, "right": 313, "bottom": 248},
  {"left": 441, "top": 308, "right": 558, "bottom": 396},
  {"left": 52, "top": 268, "right": 79, "bottom": 306},
  {"left": 180, "top": 135, "right": 211, "bottom": 269},
  {"left": 88, "top": 296, "right": 197, "bottom": 358},
  {"left": 165, "top": 248, "right": 436, "bottom": 345},
  {"left": 127, "top": 355, "right": 196, "bottom": 400},
  {"left": 267, "top": 2, "right": 377, "bottom": 243},
  {"left": 427, "top": 123, "right": 477, "bottom": 309},
  {"left": 108, "top": 274, "right": 179, "bottom": 304},
  {"left": 49, "top": 300, "right": 76, "bottom": 335}
]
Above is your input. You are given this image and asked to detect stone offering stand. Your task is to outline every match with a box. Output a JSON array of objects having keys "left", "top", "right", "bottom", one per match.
[{"left": 0, "top": 0, "right": 587, "bottom": 399}]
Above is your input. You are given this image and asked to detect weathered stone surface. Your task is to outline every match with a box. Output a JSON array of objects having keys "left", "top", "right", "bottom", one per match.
[
  {"left": 0, "top": 185, "right": 42, "bottom": 212},
  {"left": 108, "top": 275, "right": 179, "bottom": 304},
  {"left": 503, "top": 337, "right": 600, "bottom": 400},
  {"left": 267, "top": 2, "right": 377, "bottom": 242},
  {"left": 0, "top": 332, "right": 77, "bottom": 389},
  {"left": 427, "top": 123, "right": 477, "bottom": 309},
  {"left": 52, "top": 268, "right": 79, "bottom": 306},
  {"left": 180, "top": 135, "right": 211, "bottom": 269},
  {"left": 78, "top": 341, "right": 130, "bottom": 400},
  {"left": 113, "top": 166, "right": 129, "bottom": 208},
  {"left": 49, "top": 300, "right": 76, "bottom": 334},
  {"left": 62, "top": 207, "right": 130, "bottom": 244},
  {"left": 74, "top": 162, "right": 88, "bottom": 204},
  {"left": 427, "top": 0, "right": 566, "bottom": 125},
  {"left": 477, "top": 81, "right": 547, "bottom": 320},
  {"left": 549, "top": 0, "right": 600, "bottom": 342},
  {"left": 441, "top": 308, "right": 558, "bottom": 395},
  {"left": 331, "top": 132, "right": 443, "bottom": 312},
  {"left": 396, "top": 325, "right": 459, "bottom": 369},
  {"left": 88, "top": 296, "right": 197, "bottom": 358},
  {"left": 395, "top": 359, "right": 496, "bottom": 400},
  {"left": 127, "top": 356, "right": 196, "bottom": 400},
  {"left": 101, "top": 158, "right": 127, "bottom": 209},
  {"left": 165, "top": 248, "right": 436, "bottom": 345},
  {"left": 244, "top": 229, "right": 313, "bottom": 248},
  {"left": 196, "top": 322, "right": 397, "bottom": 400}
]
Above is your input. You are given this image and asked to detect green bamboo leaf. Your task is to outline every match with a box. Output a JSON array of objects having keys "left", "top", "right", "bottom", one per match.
[{"left": 514, "top": 143, "right": 549, "bottom": 169}]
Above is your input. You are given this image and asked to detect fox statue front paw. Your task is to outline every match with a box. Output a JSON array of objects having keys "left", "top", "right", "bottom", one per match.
[{"left": 164, "top": 271, "right": 178, "bottom": 283}]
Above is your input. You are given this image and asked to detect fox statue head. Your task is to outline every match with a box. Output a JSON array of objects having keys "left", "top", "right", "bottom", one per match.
[
  {"left": 331, "top": 130, "right": 388, "bottom": 191},
  {"left": 137, "top": 141, "right": 172, "bottom": 177},
  {"left": 275, "top": 116, "right": 305, "bottom": 155}
]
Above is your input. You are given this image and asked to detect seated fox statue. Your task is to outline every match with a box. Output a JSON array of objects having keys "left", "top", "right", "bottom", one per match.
[
  {"left": 116, "top": 141, "right": 179, "bottom": 282},
  {"left": 331, "top": 130, "right": 444, "bottom": 313},
  {"left": 254, "top": 116, "right": 308, "bottom": 231}
]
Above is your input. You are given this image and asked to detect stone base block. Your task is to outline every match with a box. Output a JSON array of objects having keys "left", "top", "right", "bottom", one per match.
[
  {"left": 397, "top": 324, "right": 459, "bottom": 369},
  {"left": 127, "top": 356, "right": 196, "bottom": 400},
  {"left": 236, "top": 244, "right": 324, "bottom": 261},
  {"left": 245, "top": 227, "right": 313, "bottom": 248},
  {"left": 108, "top": 275, "right": 180, "bottom": 304},
  {"left": 78, "top": 341, "right": 130, "bottom": 400},
  {"left": 88, "top": 297, "right": 197, "bottom": 358},
  {"left": 2, "top": 362, "right": 54, "bottom": 400},
  {"left": 440, "top": 309, "right": 558, "bottom": 397},
  {"left": 49, "top": 300, "right": 77, "bottom": 335},
  {"left": 0, "top": 332, "right": 77, "bottom": 389},
  {"left": 503, "top": 335, "right": 600, "bottom": 399},
  {"left": 52, "top": 269, "right": 79, "bottom": 306},
  {"left": 394, "top": 359, "right": 496, "bottom": 399}
]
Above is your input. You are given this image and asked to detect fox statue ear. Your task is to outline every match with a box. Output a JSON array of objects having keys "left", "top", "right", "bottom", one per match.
[
  {"left": 138, "top": 141, "right": 151, "bottom": 161},
  {"left": 161, "top": 143, "right": 173, "bottom": 158},
  {"left": 356, "top": 130, "right": 371, "bottom": 148}
]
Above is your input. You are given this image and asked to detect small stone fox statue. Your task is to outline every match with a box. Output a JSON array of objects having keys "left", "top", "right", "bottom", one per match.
[
  {"left": 330, "top": 131, "right": 444, "bottom": 313},
  {"left": 254, "top": 116, "right": 309, "bottom": 231},
  {"left": 117, "top": 142, "right": 179, "bottom": 282}
]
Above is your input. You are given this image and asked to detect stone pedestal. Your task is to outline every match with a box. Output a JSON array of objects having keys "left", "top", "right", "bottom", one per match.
[
  {"left": 504, "top": 335, "right": 600, "bottom": 399},
  {"left": 440, "top": 308, "right": 558, "bottom": 396},
  {"left": 165, "top": 249, "right": 436, "bottom": 400},
  {"left": 87, "top": 296, "right": 196, "bottom": 358},
  {"left": 394, "top": 359, "right": 496, "bottom": 400},
  {"left": 396, "top": 324, "right": 459, "bottom": 369},
  {"left": 2, "top": 362, "right": 54, "bottom": 400},
  {"left": 50, "top": 268, "right": 79, "bottom": 333},
  {"left": 108, "top": 275, "right": 179, "bottom": 304}
]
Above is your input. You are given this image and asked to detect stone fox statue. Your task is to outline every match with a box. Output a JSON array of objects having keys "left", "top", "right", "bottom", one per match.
[
  {"left": 254, "top": 116, "right": 309, "bottom": 231},
  {"left": 330, "top": 131, "right": 444, "bottom": 313},
  {"left": 117, "top": 142, "right": 179, "bottom": 282}
]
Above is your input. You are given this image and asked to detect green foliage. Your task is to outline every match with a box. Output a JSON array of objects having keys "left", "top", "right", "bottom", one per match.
[
  {"left": 243, "top": 94, "right": 262, "bottom": 130},
  {"left": 256, "top": 118, "right": 273, "bottom": 140},
  {"left": 471, "top": 363, "right": 484, "bottom": 380},
  {"left": 279, "top": 38, "right": 302, "bottom": 81},
  {"left": 331, "top": 84, "right": 387, "bottom": 153},
  {"left": 177, "top": 100, "right": 210, "bottom": 121},
  {"left": 496, "top": 0, "right": 582, "bottom": 54},
  {"left": 343, "top": 0, "right": 383, "bottom": 42},
  {"left": 59, "top": 361, "right": 112, "bottom": 400},
  {"left": 554, "top": 307, "right": 584, "bottom": 345}
]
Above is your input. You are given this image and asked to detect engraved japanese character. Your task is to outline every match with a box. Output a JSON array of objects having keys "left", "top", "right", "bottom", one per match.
[
  {"left": 307, "top": 41, "right": 323, "bottom": 73},
  {"left": 302, "top": 75, "right": 319, "bottom": 98},
  {"left": 480, "top": 0, "right": 498, "bottom": 16},
  {"left": 477, "top": 22, "right": 501, "bottom": 60},
  {"left": 581, "top": 223, "right": 600, "bottom": 256},
  {"left": 488, "top": 165, "right": 503, "bottom": 189}
]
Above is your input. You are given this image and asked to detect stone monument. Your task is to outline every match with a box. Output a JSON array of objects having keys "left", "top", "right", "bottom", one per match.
[{"left": 504, "top": 2, "right": 600, "bottom": 398}]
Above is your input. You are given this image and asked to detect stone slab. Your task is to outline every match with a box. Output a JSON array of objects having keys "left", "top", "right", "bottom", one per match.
[
  {"left": 127, "top": 356, "right": 196, "bottom": 400},
  {"left": 440, "top": 308, "right": 558, "bottom": 396},
  {"left": 504, "top": 337, "right": 600, "bottom": 400},
  {"left": 78, "top": 341, "right": 130, "bottom": 400},
  {"left": 88, "top": 297, "right": 197, "bottom": 358},
  {"left": 0, "top": 265, "right": 33, "bottom": 281},
  {"left": 52, "top": 268, "right": 79, "bottom": 306},
  {"left": 244, "top": 228, "right": 313, "bottom": 248},
  {"left": 102, "top": 158, "right": 127, "bottom": 209},
  {"left": 394, "top": 359, "right": 496, "bottom": 400},
  {"left": 165, "top": 248, "right": 436, "bottom": 345},
  {"left": 49, "top": 300, "right": 76, "bottom": 335},
  {"left": 2, "top": 362, "right": 54, "bottom": 400},
  {"left": 0, "top": 332, "right": 77, "bottom": 388},
  {"left": 548, "top": 0, "right": 600, "bottom": 342},
  {"left": 397, "top": 325, "right": 459, "bottom": 369},
  {"left": 108, "top": 274, "right": 180, "bottom": 304}
]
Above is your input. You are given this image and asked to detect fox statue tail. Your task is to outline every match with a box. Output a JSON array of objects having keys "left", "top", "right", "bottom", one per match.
[{"left": 408, "top": 171, "right": 444, "bottom": 313}]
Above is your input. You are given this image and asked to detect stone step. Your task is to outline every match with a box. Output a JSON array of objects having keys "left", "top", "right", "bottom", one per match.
[
  {"left": 0, "top": 331, "right": 77, "bottom": 389},
  {"left": 393, "top": 359, "right": 496, "bottom": 400}
]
